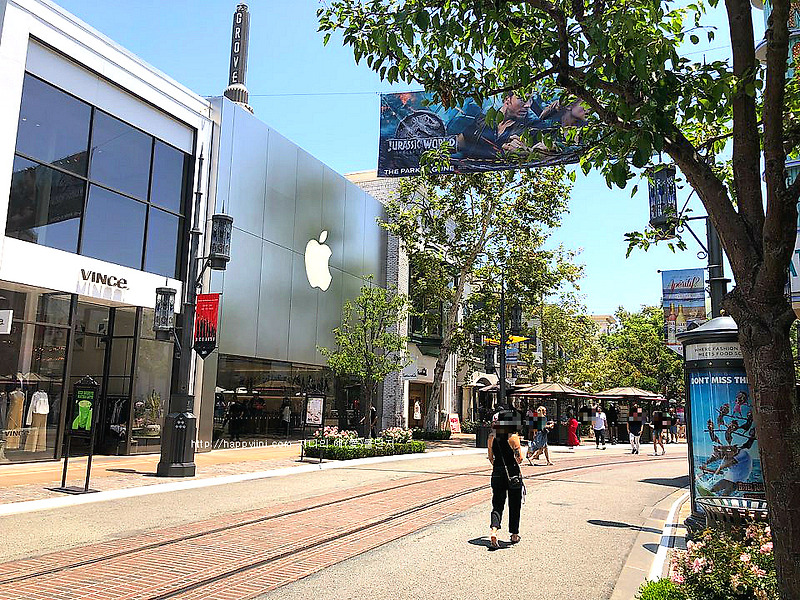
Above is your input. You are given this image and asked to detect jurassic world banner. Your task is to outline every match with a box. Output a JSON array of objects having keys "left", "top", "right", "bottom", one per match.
[{"left": 378, "top": 91, "right": 588, "bottom": 177}]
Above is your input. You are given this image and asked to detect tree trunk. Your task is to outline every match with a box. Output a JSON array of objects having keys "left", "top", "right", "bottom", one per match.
[{"left": 727, "top": 291, "right": 800, "bottom": 599}]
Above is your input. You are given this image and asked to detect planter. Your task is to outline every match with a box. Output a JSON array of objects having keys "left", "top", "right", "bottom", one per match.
[{"left": 476, "top": 425, "right": 491, "bottom": 448}]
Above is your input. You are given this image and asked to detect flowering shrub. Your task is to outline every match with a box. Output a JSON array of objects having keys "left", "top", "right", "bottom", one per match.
[
  {"left": 380, "top": 427, "right": 412, "bottom": 443},
  {"left": 304, "top": 439, "right": 425, "bottom": 460},
  {"left": 667, "top": 523, "right": 777, "bottom": 599},
  {"left": 311, "top": 426, "right": 358, "bottom": 441}
]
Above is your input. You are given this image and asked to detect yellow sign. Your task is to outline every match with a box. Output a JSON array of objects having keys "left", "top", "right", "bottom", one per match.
[{"left": 484, "top": 335, "right": 529, "bottom": 345}]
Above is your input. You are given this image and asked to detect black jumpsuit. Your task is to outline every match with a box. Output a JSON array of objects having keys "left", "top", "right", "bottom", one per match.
[{"left": 490, "top": 435, "right": 523, "bottom": 534}]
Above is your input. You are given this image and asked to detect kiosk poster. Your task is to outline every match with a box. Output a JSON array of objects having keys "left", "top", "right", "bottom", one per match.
[
  {"left": 378, "top": 91, "right": 588, "bottom": 177},
  {"left": 305, "top": 396, "right": 324, "bottom": 426},
  {"left": 689, "top": 369, "right": 764, "bottom": 505},
  {"left": 662, "top": 268, "right": 706, "bottom": 355}
]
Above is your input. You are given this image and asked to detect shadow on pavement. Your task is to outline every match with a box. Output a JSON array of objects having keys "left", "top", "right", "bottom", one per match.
[
  {"left": 468, "top": 537, "right": 514, "bottom": 551},
  {"left": 643, "top": 542, "right": 660, "bottom": 554},
  {"left": 639, "top": 475, "right": 690, "bottom": 488},
  {"left": 587, "top": 519, "right": 662, "bottom": 535},
  {"left": 105, "top": 468, "right": 158, "bottom": 477}
]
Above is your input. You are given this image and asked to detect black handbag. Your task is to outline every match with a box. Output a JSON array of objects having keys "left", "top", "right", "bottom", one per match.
[{"left": 497, "top": 440, "right": 523, "bottom": 490}]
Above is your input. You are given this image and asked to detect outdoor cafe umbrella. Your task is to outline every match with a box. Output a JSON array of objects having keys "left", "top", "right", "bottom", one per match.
[
  {"left": 512, "top": 382, "right": 591, "bottom": 444},
  {"left": 595, "top": 386, "right": 665, "bottom": 442}
]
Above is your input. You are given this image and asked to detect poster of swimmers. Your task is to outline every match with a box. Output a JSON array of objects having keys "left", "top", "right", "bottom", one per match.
[
  {"left": 378, "top": 90, "right": 588, "bottom": 177},
  {"left": 689, "top": 369, "right": 764, "bottom": 505}
]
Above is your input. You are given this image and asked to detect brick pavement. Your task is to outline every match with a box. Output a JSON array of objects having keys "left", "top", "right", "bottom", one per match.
[{"left": 0, "top": 453, "right": 682, "bottom": 599}]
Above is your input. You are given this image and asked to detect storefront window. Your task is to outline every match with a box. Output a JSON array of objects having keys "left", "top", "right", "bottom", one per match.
[
  {"left": 7, "top": 74, "right": 190, "bottom": 280},
  {"left": 89, "top": 111, "right": 152, "bottom": 201},
  {"left": 215, "top": 355, "right": 336, "bottom": 443},
  {"left": 150, "top": 140, "right": 188, "bottom": 214},
  {"left": 7, "top": 157, "right": 84, "bottom": 252},
  {"left": 144, "top": 207, "right": 181, "bottom": 278},
  {"left": 130, "top": 309, "right": 173, "bottom": 454},
  {"left": 81, "top": 186, "right": 146, "bottom": 269},
  {"left": 15, "top": 74, "right": 91, "bottom": 175},
  {"left": 0, "top": 284, "right": 69, "bottom": 462}
]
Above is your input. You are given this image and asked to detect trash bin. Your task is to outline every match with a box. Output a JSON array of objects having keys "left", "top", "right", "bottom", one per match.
[
  {"left": 476, "top": 425, "right": 491, "bottom": 448},
  {"left": 696, "top": 497, "right": 769, "bottom": 536}
]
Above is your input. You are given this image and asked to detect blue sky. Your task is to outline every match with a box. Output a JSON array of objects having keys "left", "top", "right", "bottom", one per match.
[{"left": 53, "top": 0, "right": 765, "bottom": 315}]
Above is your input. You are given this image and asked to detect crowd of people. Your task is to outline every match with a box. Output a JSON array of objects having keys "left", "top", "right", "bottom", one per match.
[{"left": 485, "top": 401, "right": 684, "bottom": 547}]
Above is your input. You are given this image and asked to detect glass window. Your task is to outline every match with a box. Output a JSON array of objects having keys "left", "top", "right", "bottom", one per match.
[
  {"left": 150, "top": 141, "right": 187, "bottom": 214},
  {"left": 131, "top": 338, "right": 172, "bottom": 453},
  {"left": 15, "top": 74, "right": 91, "bottom": 175},
  {"left": 144, "top": 207, "right": 181, "bottom": 278},
  {"left": 81, "top": 186, "right": 146, "bottom": 269},
  {"left": 89, "top": 112, "right": 152, "bottom": 200},
  {"left": 7, "top": 157, "right": 84, "bottom": 253},
  {"left": 112, "top": 307, "right": 137, "bottom": 337}
]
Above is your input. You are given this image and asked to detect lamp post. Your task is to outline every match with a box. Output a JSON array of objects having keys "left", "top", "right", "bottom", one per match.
[
  {"left": 156, "top": 150, "right": 233, "bottom": 477},
  {"left": 647, "top": 163, "right": 729, "bottom": 317}
]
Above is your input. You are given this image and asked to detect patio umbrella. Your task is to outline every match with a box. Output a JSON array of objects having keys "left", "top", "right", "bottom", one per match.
[{"left": 595, "top": 386, "right": 664, "bottom": 400}]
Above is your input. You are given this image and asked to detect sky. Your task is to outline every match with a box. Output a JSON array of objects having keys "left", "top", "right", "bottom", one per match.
[{"left": 52, "top": 0, "right": 766, "bottom": 316}]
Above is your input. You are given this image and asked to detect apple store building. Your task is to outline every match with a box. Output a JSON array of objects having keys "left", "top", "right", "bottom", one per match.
[{"left": 196, "top": 97, "right": 387, "bottom": 447}]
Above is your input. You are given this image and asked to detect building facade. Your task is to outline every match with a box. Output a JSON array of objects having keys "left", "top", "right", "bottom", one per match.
[{"left": 0, "top": 0, "right": 213, "bottom": 463}]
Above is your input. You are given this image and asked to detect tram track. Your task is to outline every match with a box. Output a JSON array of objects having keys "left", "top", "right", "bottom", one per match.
[{"left": 0, "top": 454, "right": 684, "bottom": 597}]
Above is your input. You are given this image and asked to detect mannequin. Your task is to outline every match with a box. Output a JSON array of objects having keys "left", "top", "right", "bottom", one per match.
[
  {"left": 24, "top": 387, "right": 49, "bottom": 452},
  {"left": 6, "top": 387, "right": 24, "bottom": 450}
]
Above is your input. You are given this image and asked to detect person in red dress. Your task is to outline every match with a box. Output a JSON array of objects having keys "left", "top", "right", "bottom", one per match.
[{"left": 566, "top": 409, "right": 580, "bottom": 452}]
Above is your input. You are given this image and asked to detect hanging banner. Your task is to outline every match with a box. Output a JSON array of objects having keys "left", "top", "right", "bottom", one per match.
[
  {"left": 194, "top": 293, "right": 220, "bottom": 358},
  {"left": 662, "top": 268, "right": 706, "bottom": 355},
  {"left": 689, "top": 369, "right": 764, "bottom": 505},
  {"left": 378, "top": 91, "right": 588, "bottom": 177}
]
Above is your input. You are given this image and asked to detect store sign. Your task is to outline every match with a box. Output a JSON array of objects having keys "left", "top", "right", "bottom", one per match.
[
  {"left": 401, "top": 364, "right": 417, "bottom": 381},
  {"left": 80, "top": 269, "right": 128, "bottom": 289},
  {"left": 448, "top": 413, "right": 461, "bottom": 434},
  {"left": 686, "top": 341, "right": 743, "bottom": 362},
  {"left": 0, "top": 310, "right": 12, "bottom": 334},
  {"left": 305, "top": 395, "right": 324, "bottom": 426},
  {"left": 228, "top": 4, "right": 250, "bottom": 85},
  {"left": 194, "top": 293, "right": 220, "bottom": 358}
]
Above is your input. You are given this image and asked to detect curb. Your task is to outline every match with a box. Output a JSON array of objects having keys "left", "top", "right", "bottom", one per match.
[
  {"left": 610, "top": 487, "right": 690, "bottom": 600},
  {"left": 0, "top": 448, "right": 485, "bottom": 517}
]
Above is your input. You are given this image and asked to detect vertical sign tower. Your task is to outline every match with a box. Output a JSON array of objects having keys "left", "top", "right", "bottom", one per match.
[{"left": 224, "top": 3, "right": 253, "bottom": 113}]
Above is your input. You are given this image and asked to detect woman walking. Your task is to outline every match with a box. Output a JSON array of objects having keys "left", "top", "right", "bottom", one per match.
[
  {"left": 528, "top": 406, "right": 554, "bottom": 465},
  {"left": 566, "top": 409, "right": 580, "bottom": 452},
  {"left": 487, "top": 408, "right": 524, "bottom": 548}
]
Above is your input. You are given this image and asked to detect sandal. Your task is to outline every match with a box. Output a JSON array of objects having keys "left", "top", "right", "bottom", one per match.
[
  {"left": 490, "top": 531, "right": 499, "bottom": 548},
  {"left": 510, "top": 534, "right": 521, "bottom": 544}
]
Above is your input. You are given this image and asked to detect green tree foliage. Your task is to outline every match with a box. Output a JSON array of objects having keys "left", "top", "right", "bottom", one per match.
[
  {"left": 318, "top": 1, "right": 800, "bottom": 592},
  {"left": 319, "top": 282, "right": 410, "bottom": 436},
  {"left": 383, "top": 151, "right": 573, "bottom": 429}
]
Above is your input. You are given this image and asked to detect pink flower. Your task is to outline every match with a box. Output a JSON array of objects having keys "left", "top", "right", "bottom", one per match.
[
  {"left": 670, "top": 572, "right": 685, "bottom": 585},
  {"left": 691, "top": 557, "right": 707, "bottom": 573},
  {"left": 765, "top": 526, "right": 771, "bottom": 537},
  {"left": 760, "top": 542, "right": 773, "bottom": 554},
  {"left": 730, "top": 574, "right": 742, "bottom": 591},
  {"left": 740, "top": 553, "right": 751, "bottom": 563},
  {"left": 750, "top": 564, "right": 767, "bottom": 577}
]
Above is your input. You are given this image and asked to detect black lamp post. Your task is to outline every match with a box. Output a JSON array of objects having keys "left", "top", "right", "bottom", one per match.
[{"left": 156, "top": 151, "right": 234, "bottom": 477}]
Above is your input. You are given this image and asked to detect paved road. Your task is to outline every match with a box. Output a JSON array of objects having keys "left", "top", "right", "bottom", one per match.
[{"left": 0, "top": 446, "right": 688, "bottom": 600}]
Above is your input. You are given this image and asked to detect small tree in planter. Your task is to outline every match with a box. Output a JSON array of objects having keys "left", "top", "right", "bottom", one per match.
[{"left": 319, "top": 280, "right": 410, "bottom": 438}]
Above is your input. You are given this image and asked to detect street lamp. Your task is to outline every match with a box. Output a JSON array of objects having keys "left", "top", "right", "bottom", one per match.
[
  {"left": 156, "top": 150, "right": 234, "bottom": 477},
  {"left": 153, "top": 287, "right": 176, "bottom": 342}
]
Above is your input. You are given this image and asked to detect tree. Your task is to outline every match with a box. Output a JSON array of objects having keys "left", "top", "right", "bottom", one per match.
[
  {"left": 319, "top": 281, "right": 410, "bottom": 437},
  {"left": 318, "top": 1, "right": 800, "bottom": 592},
  {"left": 383, "top": 155, "right": 572, "bottom": 430}
]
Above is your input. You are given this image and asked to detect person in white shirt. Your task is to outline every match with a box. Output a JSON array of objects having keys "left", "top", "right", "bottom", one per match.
[{"left": 593, "top": 406, "right": 607, "bottom": 450}]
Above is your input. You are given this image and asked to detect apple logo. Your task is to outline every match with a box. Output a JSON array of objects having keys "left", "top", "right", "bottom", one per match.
[{"left": 305, "top": 230, "right": 332, "bottom": 291}]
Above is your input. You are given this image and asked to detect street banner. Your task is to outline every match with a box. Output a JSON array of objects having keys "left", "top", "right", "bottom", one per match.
[
  {"left": 662, "top": 268, "right": 706, "bottom": 355},
  {"left": 194, "top": 293, "right": 220, "bottom": 358},
  {"left": 378, "top": 90, "right": 588, "bottom": 177},
  {"left": 689, "top": 369, "right": 764, "bottom": 505}
]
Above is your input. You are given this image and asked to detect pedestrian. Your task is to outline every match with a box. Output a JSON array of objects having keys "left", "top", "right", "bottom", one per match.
[
  {"left": 487, "top": 408, "right": 524, "bottom": 548},
  {"left": 281, "top": 400, "right": 291, "bottom": 437},
  {"left": 628, "top": 404, "right": 643, "bottom": 454},
  {"left": 593, "top": 405, "right": 607, "bottom": 450},
  {"left": 649, "top": 406, "right": 666, "bottom": 456},
  {"left": 528, "top": 406, "right": 554, "bottom": 465},
  {"left": 566, "top": 409, "right": 580, "bottom": 451},
  {"left": 525, "top": 404, "right": 537, "bottom": 460},
  {"left": 667, "top": 405, "right": 678, "bottom": 443}
]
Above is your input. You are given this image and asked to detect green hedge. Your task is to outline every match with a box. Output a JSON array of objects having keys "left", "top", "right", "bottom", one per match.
[
  {"left": 636, "top": 579, "right": 685, "bottom": 600},
  {"left": 412, "top": 428, "right": 452, "bottom": 440},
  {"left": 304, "top": 440, "right": 425, "bottom": 460}
]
